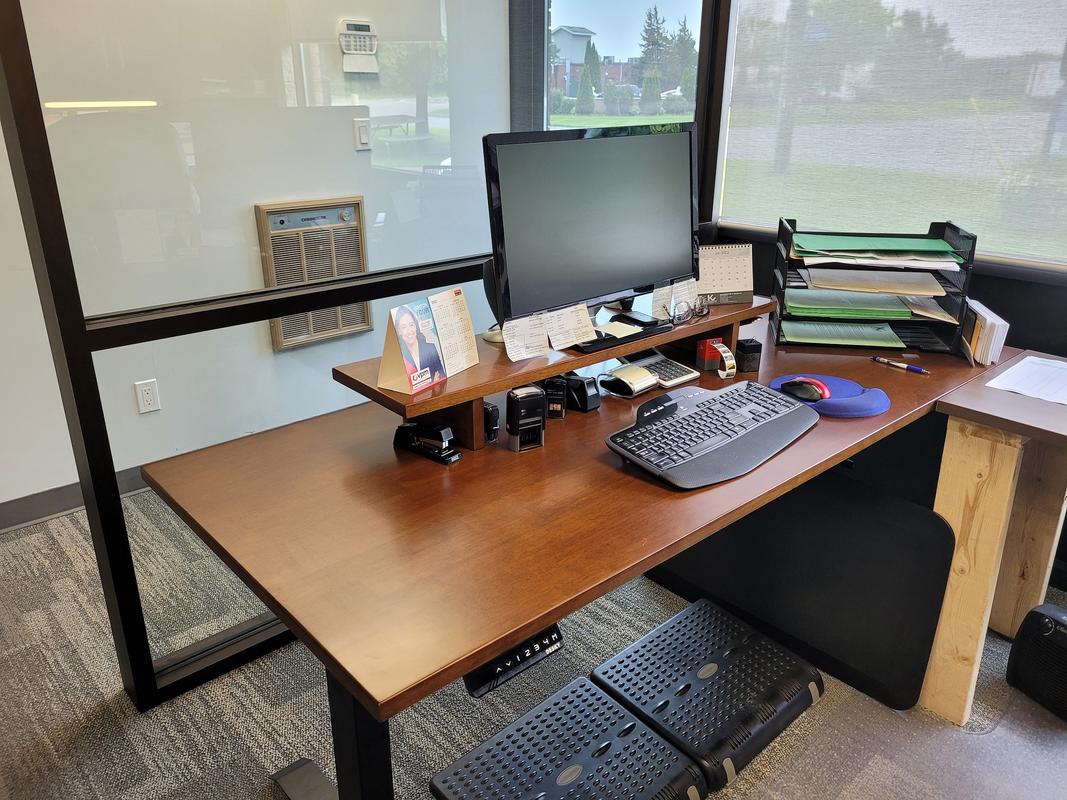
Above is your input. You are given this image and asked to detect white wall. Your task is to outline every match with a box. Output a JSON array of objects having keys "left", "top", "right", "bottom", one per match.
[
  {"left": 0, "top": 138, "right": 78, "bottom": 503},
  {"left": 0, "top": 0, "right": 509, "bottom": 503}
]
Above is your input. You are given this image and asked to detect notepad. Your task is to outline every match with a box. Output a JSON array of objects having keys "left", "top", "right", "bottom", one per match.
[
  {"left": 806, "top": 268, "right": 945, "bottom": 297},
  {"left": 780, "top": 320, "right": 905, "bottom": 348},
  {"left": 785, "top": 288, "right": 911, "bottom": 319},
  {"left": 986, "top": 356, "right": 1067, "bottom": 407}
]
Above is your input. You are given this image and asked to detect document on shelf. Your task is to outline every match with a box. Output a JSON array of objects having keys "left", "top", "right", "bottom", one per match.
[
  {"left": 784, "top": 288, "right": 911, "bottom": 319},
  {"left": 807, "top": 268, "right": 945, "bottom": 297},
  {"left": 792, "top": 233, "right": 960, "bottom": 255},
  {"left": 543, "top": 303, "right": 597, "bottom": 350},
  {"left": 780, "top": 320, "right": 905, "bottom": 348},
  {"left": 986, "top": 356, "right": 1067, "bottom": 406},
  {"left": 651, "top": 285, "right": 674, "bottom": 319},
  {"left": 672, "top": 277, "right": 698, "bottom": 310},
  {"left": 800, "top": 254, "right": 960, "bottom": 272},
  {"left": 427, "top": 286, "right": 479, "bottom": 377},
  {"left": 595, "top": 320, "right": 643, "bottom": 339},
  {"left": 502, "top": 314, "right": 549, "bottom": 362},
  {"left": 902, "top": 296, "right": 957, "bottom": 323}
]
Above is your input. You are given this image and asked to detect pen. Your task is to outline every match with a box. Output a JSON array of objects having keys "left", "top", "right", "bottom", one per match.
[{"left": 872, "top": 356, "right": 930, "bottom": 375}]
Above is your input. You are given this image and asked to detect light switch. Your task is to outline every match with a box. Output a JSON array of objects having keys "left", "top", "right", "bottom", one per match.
[{"left": 353, "top": 118, "right": 371, "bottom": 151}]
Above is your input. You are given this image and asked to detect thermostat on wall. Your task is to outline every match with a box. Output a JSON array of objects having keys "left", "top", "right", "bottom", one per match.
[{"left": 339, "top": 19, "right": 379, "bottom": 74}]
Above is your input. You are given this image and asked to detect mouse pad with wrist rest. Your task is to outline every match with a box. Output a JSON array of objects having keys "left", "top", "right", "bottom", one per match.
[{"left": 770, "top": 373, "right": 890, "bottom": 418}]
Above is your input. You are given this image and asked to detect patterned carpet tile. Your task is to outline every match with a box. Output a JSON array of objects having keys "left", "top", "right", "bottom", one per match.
[{"left": 1, "top": 491, "right": 1066, "bottom": 799}]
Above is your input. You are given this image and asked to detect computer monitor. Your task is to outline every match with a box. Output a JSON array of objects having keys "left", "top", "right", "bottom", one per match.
[{"left": 482, "top": 124, "right": 698, "bottom": 323}]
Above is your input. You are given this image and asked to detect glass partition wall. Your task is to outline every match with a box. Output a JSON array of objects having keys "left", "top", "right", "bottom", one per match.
[
  {"left": 1, "top": 0, "right": 715, "bottom": 712},
  {"left": 27, "top": 0, "right": 508, "bottom": 315},
  {"left": 1, "top": 0, "right": 512, "bottom": 711}
]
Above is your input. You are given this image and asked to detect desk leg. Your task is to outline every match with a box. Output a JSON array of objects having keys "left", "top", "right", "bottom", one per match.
[
  {"left": 990, "top": 440, "right": 1067, "bottom": 638},
  {"left": 271, "top": 672, "right": 394, "bottom": 800},
  {"left": 919, "top": 418, "right": 1026, "bottom": 726}
]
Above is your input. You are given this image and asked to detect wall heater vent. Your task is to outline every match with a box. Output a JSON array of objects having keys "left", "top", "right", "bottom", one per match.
[{"left": 255, "top": 196, "right": 373, "bottom": 351}]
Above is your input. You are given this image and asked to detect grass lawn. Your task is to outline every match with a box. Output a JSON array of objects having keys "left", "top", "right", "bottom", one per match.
[
  {"left": 719, "top": 158, "right": 1066, "bottom": 262},
  {"left": 370, "top": 127, "right": 451, "bottom": 171},
  {"left": 549, "top": 113, "right": 693, "bottom": 129},
  {"left": 727, "top": 97, "right": 1029, "bottom": 129}
]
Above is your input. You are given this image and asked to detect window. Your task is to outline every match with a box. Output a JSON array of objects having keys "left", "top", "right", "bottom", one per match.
[
  {"left": 548, "top": 1, "right": 703, "bottom": 129},
  {"left": 23, "top": 0, "right": 509, "bottom": 316},
  {"left": 717, "top": 0, "right": 1067, "bottom": 268}
]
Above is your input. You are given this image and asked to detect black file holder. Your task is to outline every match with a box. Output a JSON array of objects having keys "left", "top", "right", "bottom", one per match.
[{"left": 770, "top": 218, "right": 976, "bottom": 357}]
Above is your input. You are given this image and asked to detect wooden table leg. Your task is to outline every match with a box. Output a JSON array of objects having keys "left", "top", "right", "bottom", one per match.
[
  {"left": 271, "top": 672, "right": 394, "bottom": 799},
  {"left": 919, "top": 417, "right": 1026, "bottom": 725},
  {"left": 990, "top": 440, "right": 1067, "bottom": 638}
]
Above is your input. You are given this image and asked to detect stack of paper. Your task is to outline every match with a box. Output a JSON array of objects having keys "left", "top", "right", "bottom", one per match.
[
  {"left": 785, "top": 288, "right": 911, "bottom": 320},
  {"left": 805, "top": 268, "right": 946, "bottom": 297},
  {"left": 781, "top": 230, "right": 967, "bottom": 351},
  {"left": 780, "top": 320, "right": 905, "bottom": 348},
  {"left": 791, "top": 233, "right": 964, "bottom": 272},
  {"left": 963, "top": 300, "right": 1009, "bottom": 365}
]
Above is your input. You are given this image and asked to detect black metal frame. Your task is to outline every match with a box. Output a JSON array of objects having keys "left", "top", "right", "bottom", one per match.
[
  {"left": 0, "top": 0, "right": 489, "bottom": 713},
  {"left": 2, "top": 1, "right": 728, "bottom": 796}
]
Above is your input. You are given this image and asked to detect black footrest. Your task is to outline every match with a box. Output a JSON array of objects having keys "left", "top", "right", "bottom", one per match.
[
  {"left": 592, "top": 600, "right": 823, "bottom": 791},
  {"left": 430, "top": 677, "right": 707, "bottom": 800}
]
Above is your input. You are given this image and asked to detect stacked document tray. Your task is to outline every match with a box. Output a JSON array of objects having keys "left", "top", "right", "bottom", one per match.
[{"left": 770, "top": 218, "right": 976, "bottom": 356}]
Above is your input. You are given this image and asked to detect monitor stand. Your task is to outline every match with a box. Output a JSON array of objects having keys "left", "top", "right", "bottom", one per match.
[
  {"left": 572, "top": 317, "right": 672, "bottom": 354},
  {"left": 482, "top": 324, "right": 505, "bottom": 344},
  {"left": 608, "top": 307, "right": 661, "bottom": 328}
]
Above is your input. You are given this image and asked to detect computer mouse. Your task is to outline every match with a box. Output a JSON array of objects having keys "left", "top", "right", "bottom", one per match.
[{"left": 780, "top": 379, "right": 826, "bottom": 402}]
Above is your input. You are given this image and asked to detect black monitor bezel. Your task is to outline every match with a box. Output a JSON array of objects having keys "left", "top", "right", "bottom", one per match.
[{"left": 482, "top": 123, "right": 699, "bottom": 324}]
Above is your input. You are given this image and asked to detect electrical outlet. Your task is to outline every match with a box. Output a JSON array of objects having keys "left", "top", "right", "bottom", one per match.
[{"left": 134, "top": 379, "right": 161, "bottom": 414}]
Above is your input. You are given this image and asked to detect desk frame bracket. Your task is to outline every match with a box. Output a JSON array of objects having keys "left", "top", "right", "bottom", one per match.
[{"left": 272, "top": 672, "right": 394, "bottom": 800}]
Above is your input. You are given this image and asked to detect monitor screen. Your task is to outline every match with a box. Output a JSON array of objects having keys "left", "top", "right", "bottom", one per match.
[{"left": 484, "top": 125, "right": 696, "bottom": 321}]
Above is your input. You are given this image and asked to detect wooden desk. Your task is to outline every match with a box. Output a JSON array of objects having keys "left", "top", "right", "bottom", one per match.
[
  {"left": 921, "top": 351, "right": 1067, "bottom": 724},
  {"left": 141, "top": 325, "right": 1006, "bottom": 799}
]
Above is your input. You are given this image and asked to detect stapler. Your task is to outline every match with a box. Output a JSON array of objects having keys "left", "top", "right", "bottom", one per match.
[{"left": 393, "top": 422, "right": 462, "bottom": 464}]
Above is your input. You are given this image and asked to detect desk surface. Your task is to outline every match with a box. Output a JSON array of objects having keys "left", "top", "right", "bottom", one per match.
[
  {"left": 142, "top": 323, "right": 1007, "bottom": 721},
  {"left": 937, "top": 350, "right": 1067, "bottom": 445}
]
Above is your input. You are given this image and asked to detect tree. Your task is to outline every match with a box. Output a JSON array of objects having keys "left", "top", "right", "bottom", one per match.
[
  {"left": 583, "top": 39, "right": 603, "bottom": 94},
  {"left": 680, "top": 66, "right": 697, "bottom": 108},
  {"left": 638, "top": 5, "right": 670, "bottom": 85},
  {"left": 664, "top": 16, "right": 698, "bottom": 92},
  {"left": 734, "top": 1, "right": 783, "bottom": 97},
  {"left": 603, "top": 80, "right": 621, "bottom": 115},
  {"left": 799, "top": 0, "right": 894, "bottom": 96},
  {"left": 870, "top": 9, "right": 962, "bottom": 100},
  {"left": 639, "top": 66, "right": 662, "bottom": 114},
  {"left": 576, "top": 66, "right": 596, "bottom": 114}
]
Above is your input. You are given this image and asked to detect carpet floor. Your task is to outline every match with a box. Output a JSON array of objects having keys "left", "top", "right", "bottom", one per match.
[{"left": 1, "top": 489, "right": 1066, "bottom": 799}]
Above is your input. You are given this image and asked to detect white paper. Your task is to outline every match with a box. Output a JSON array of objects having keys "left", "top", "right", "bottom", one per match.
[
  {"left": 986, "top": 356, "right": 1067, "bottom": 406},
  {"left": 595, "top": 321, "right": 643, "bottom": 339},
  {"left": 428, "top": 286, "right": 479, "bottom": 377},
  {"left": 672, "top": 278, "right": 698, "bottom": 310},
  {"left": 651, "top": 285, "right": 674, "bottom": 320},
  {"left": 902, "top": 296, "right": 957, "bottom": 323},
  {"left": 807, "top": 268, "right": 945, "bottom": 297},
  {"left": 802, "top": 255, "right": 959, "bottom": 272},
  {"left": 502, "top": 314, "right": 549, "bottom": 362},
  {"left": 543, "top": 303, "right": 597, "bottom": 350}
]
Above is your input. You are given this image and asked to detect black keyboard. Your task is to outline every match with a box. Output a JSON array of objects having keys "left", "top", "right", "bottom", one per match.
[{"left": 607, "top": 381, "right": 819, "bottom": 489}]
